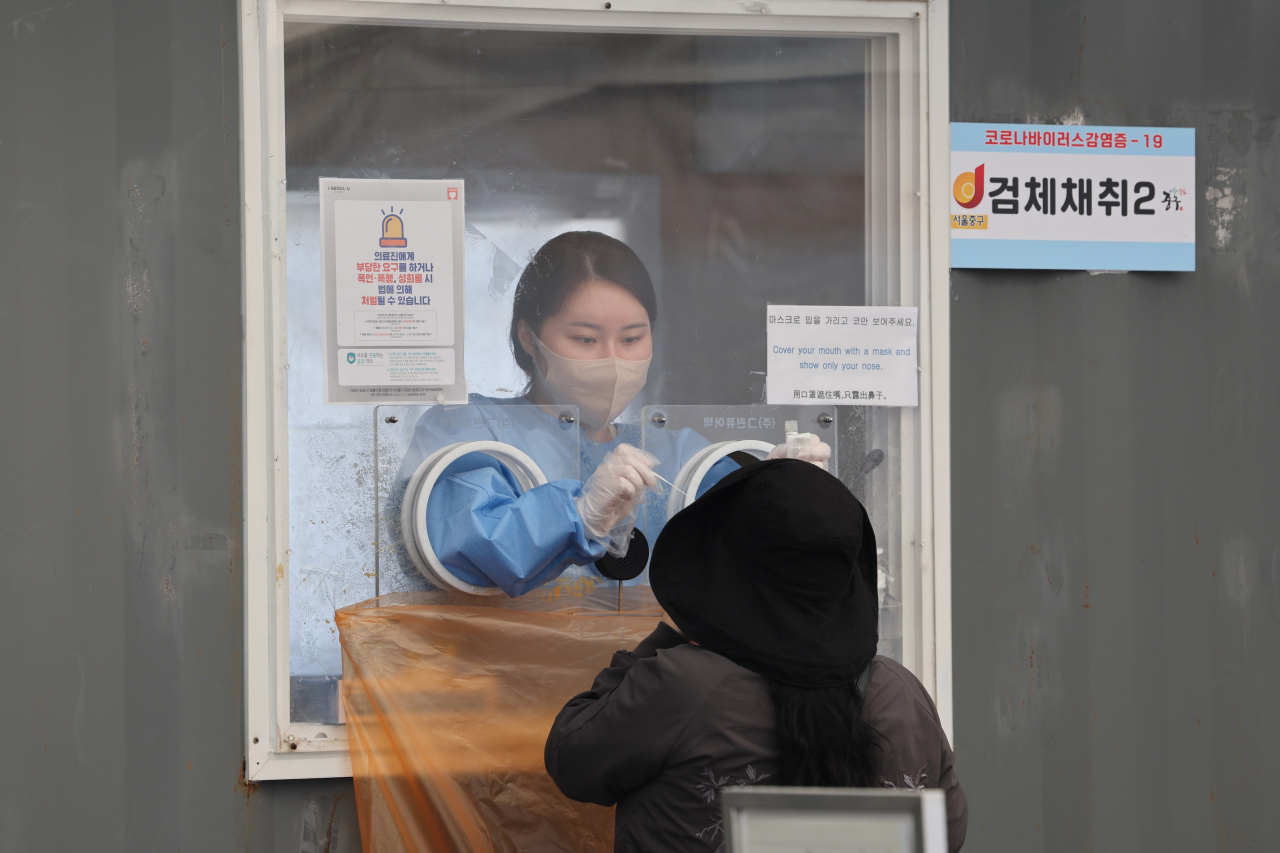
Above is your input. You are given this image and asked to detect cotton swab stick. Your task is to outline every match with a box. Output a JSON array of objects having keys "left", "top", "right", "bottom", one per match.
[{"left": 650, "top": 468, "right": 691, "bottom": 494}]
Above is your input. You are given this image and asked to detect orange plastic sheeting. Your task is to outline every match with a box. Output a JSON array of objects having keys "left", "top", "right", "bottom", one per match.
[{"left": 337, "top": 586, "right": 661, "bottom": 853}]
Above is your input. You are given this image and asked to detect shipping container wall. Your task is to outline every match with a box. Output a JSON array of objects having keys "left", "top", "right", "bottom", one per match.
[
  {"left": 950, "top": 2, "right": 1280, "bottom": 852},
  {"left": 0, "top": 0, "right": 361, "bottom": 850}
]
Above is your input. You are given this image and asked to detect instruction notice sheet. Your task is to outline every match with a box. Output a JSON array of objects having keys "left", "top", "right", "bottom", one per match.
[
  {"left": 320, "top": 177, "right": 467, "bottom": 404},
  {"left": 766, "top": 305, "right": 919, "bottom": 407}
]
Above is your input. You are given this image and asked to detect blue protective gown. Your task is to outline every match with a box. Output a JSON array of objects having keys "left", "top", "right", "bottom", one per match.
[{"left": 394, "top": 395, "right": 738, "bottom": 597}]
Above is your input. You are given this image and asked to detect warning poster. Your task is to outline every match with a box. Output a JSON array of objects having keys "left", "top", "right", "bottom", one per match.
[{"left": 320, "top": 178, "right": 467, "bottom": 404}]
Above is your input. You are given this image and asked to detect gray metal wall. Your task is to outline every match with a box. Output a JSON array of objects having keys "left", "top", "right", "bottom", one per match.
[
  {"left": 2, "top": 0, "right": 1276, "bottom": 851},
  {"left": 0, "top": 1, "right": 358, "bottom": 850},
  {"left": 950, "top": 1, "right": 1280, "bottom": 851}
]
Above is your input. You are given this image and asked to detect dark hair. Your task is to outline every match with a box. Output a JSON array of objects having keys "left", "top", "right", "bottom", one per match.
[
  {"left": 768, "top": 678, "right": 882, "bottom": 787},
  {"left": 508, "top": 231, "right": 657, "bottom": 384}
]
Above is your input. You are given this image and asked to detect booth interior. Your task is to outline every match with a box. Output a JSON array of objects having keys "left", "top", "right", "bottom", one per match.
[{"left": 281, "top": 23, "right": 900, "bottom": 736}]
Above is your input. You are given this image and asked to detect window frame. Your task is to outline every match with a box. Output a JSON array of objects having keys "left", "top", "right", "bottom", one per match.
[{"left": 240, "top": 0, "right": 951, "bottom": 781}]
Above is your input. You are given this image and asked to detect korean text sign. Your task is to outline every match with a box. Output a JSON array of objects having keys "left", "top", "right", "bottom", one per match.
[
  {"left": 320, "top": 178, "right": 467, "bottom": 404},
  {"left": 950, "top": 123, "right": 1195, "bottom": 271},
  {"left": 766, "top": 306, "right": 919, "bottom": 407}
]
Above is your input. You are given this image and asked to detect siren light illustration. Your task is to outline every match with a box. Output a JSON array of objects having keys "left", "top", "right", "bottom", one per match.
[
  {"left": 953, "top": 164, "right": 985, "bottom": 209},
  {"left": 380, "top": 206, "right": 407, "bottom": 247}
]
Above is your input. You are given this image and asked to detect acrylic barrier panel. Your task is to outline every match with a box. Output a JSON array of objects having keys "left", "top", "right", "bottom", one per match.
[
  {"left": 640, "top": 403, "right": 838, "bottom": 510},
  {"left": 375, "top": 402, "right": 596, "bottom": 597},
  {"left": 642, "top": 404, "right": 901, "bottom": 661},
  {"left": 284, "top": 25, "right": 878, "bottom": 718},
  {"left": 638, "top": 406, "right": 836, "bottom": 551}
]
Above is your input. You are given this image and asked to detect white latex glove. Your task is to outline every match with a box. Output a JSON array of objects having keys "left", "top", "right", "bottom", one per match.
[
  {"left": 766, "top": 433, "right": 832, "bottom": 471},
  {"left": 575, "top": 444, "right": 660, "bottom": 557}
]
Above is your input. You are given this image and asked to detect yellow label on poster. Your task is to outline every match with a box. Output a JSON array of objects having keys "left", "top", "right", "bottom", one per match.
[{"left": 951, "top": 213, "right": 988, "bottom": 229}]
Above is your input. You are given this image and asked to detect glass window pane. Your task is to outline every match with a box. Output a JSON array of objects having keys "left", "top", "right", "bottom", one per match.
[{"left": 284, "top": 24, "right": 888, "bottom": 724}]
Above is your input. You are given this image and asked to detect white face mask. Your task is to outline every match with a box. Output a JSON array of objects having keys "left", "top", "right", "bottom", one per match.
[{"left": 531, "top": 334, "right": 651, "bottom": 430}]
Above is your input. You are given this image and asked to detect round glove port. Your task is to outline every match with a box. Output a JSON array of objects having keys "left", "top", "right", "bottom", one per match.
[
  {"left": 665, "top": 439, "right": 775, "bottom": 518},
  {"left": 401, "top": 441, "right": 548, "bottom": 595}
]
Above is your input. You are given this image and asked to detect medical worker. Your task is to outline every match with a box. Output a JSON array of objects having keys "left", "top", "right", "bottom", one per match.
[{"left": 395, "top": 231, "right": 829, "bottom": 596}]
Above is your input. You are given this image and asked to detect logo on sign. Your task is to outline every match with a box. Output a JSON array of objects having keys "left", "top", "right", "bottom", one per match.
[
  {"left": 380, "top": 206, "right": 407, "bottom": 248},
  {"left": 447, "top": 187, "right": 458, "bottom": 200},
  {"left": 347, "top": 352, "right": 356, "bottom": 364},
  {"left": 953, "top": 164, "right": 984, "bottom": 209}
]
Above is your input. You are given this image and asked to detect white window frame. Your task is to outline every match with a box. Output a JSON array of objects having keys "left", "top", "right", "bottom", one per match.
[{"left": 240, "top": 0, "right": 951, "bottom": 781}]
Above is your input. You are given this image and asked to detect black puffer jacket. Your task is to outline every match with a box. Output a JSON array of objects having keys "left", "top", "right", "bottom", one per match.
[{"left": 546, "top": 622, "right": 967, "bottom": 853}]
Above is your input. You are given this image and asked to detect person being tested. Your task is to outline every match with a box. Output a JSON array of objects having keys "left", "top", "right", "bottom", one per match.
[
  {"left": 545, "top": 458, "right": 967, "bottom": 852},
  {"left": 396, "top": 231, "right": 830, "bottom": 597}
]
